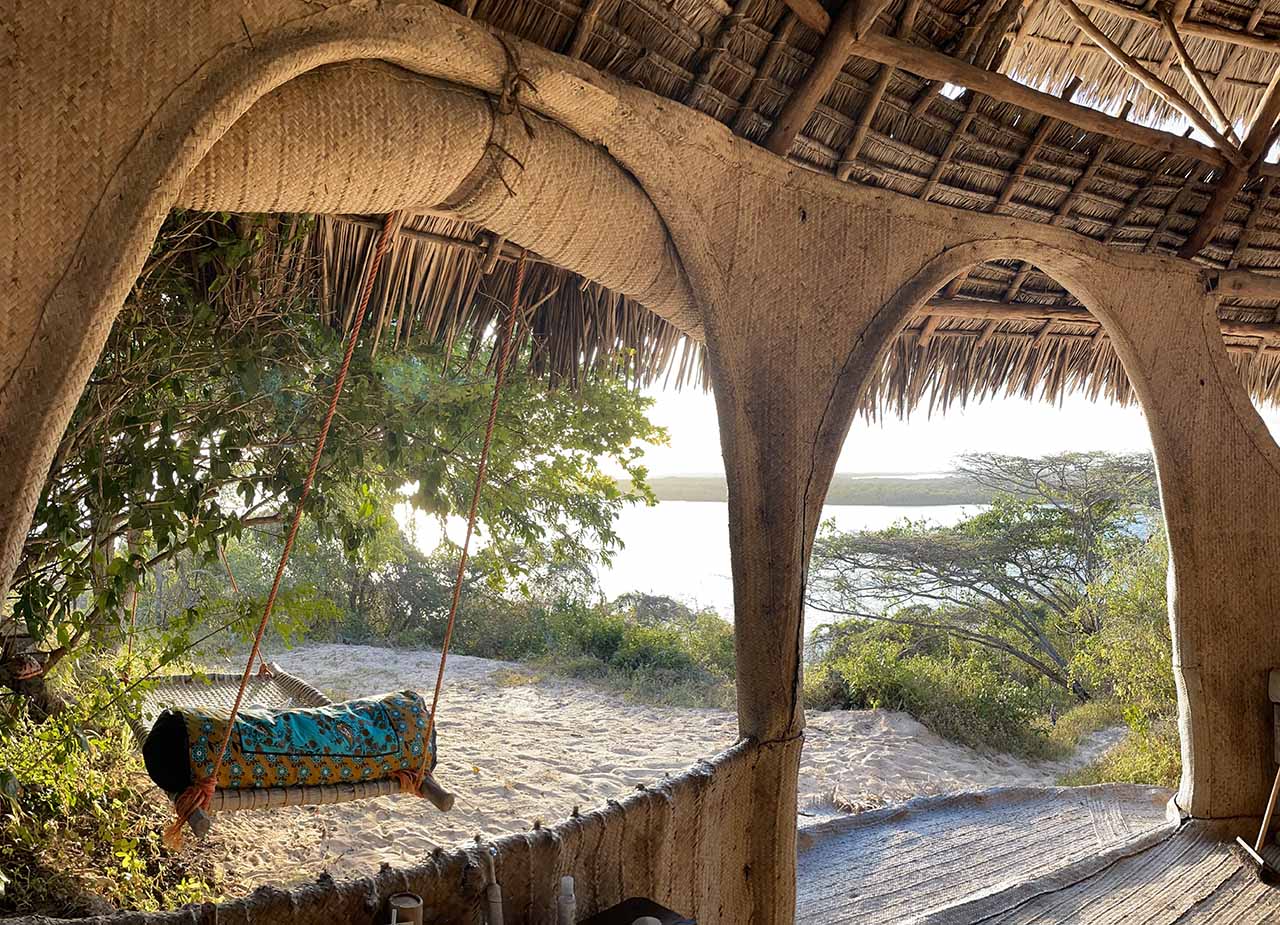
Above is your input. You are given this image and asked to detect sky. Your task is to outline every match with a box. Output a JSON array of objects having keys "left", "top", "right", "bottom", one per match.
[{"left": 631, "top": 387, "right": 1280, "bottom": 476}]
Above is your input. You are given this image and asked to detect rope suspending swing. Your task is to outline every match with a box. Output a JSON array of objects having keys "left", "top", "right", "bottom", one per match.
[{"left": 163, "top": 214, "right": 530, "bottom": 845}]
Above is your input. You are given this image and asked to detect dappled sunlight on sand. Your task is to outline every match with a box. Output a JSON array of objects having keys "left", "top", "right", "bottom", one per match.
[{"left": 188, "top": 643, "right": 1119, "bottom": 897}]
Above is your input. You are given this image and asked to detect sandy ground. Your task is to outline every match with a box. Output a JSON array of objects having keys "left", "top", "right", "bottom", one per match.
[{"left": 195, "top": 643, "right": 1122, "bottom": 896}]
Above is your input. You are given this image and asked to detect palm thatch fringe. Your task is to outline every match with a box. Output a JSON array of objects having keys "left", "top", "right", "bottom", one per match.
[{"left": 314, "top": 214, "right": 706, "bottom": 390}]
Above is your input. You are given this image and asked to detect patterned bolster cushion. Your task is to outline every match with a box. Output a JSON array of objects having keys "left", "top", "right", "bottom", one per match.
[{"left": 142, "top": 689, "right": 436, "bottom": 794}]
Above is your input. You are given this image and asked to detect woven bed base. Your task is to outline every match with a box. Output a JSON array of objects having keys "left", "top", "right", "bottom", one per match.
[{"left": 136, "top": 664, "right": 453, "bottom": 832}]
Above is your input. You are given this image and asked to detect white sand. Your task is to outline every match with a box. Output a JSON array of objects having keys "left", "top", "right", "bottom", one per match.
[{"left": 195, "top": 643, "right": 1121, "bottom": 896}]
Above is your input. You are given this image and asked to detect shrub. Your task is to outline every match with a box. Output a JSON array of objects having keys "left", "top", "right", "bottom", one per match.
[
  {"left": 1048, "top": 699, "right": 1126, "bottom": 752},
  {"left": 805, "top": 622, "right": 1057, "bottom": 759},
  {"left": 1061, "top": 720, "right": 1181, "bottom": 789},
  {"left": 0, "top": 697, "right": 218, "bottom": 915}
]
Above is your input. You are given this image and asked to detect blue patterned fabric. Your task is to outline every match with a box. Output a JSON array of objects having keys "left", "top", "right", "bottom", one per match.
[{"left": 178, "top": 689, "right": 436, "bottom": 790}]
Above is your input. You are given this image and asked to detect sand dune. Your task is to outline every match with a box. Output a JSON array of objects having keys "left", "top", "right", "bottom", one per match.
[{"left": 192, "top": 643, "right": 1120, "bottom": 897}]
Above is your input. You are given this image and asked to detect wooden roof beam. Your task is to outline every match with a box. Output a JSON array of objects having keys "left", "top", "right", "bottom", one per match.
[
  {"left": 992, "top": 78, "right": 1083, "bottom": 214},
  {"left": 1016, "top": 34, "right": 1270, "bottom": 90},
  {"left": 836, "top": 0, "right": 923, "bottom": 177},
  {"left": 849, "top": 32, "right": 1248, "bottom": 169},
  {"left": 1054, "top": 0, "right": 1238, "bottom": 153},
  {"left": 919, "top": 94, "right": 982, "bottom": 202},
  {"left": 1157, "top": 4, "right": 1239, "bottom": 145},
  {"left": 685, "top": 0, "right": 748, "bottom": 104},
  {"left": 1102, "top": 128, "right": 1193, "bottom": 244},
  {"left": 911, "top": 0, "right": 1004, "bottom": 116},
  {"left": 1228, "top": 176, "right": 1278, "bottom": 269},
  {"left": 733, "top": 13, "right": 798, "bottom": 134},
  {"left": 778, "top": 0, "right": 831, "bottom": 33},
  {"left": 1076, "top": 0, "right": 1280, "bottom": 54},
  {"left": 766, "top": 0, "right": 897, "bottom": 155},
  {"left": 925, "top": 296, "right": 1280, "bottom": 340},
  {"left": 1051, "top": 101, "right": 1132, "bottom": 225},
  {"left": 1210, "top": 3, "right": 1269, "bottom": 97},
  {"left": 1179, "top": 69, "right": 1280, "bottom": 257},
  {"left": 1145, "top": 168, "right": 1205, "bottom": 253},
  {"left": 566, "top": 0, "right": 608, "bottom": 58},
  {"left": 921, "top": 296, "right": 1280, "bottom": 342}
]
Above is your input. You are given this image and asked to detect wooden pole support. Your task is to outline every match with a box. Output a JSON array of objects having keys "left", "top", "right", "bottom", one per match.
[
  {"left": 185, "top": 805, "right": 213, "bottom": 838},
  {"left": 419, "top": 774, "right": 456, "bottom": 812}
]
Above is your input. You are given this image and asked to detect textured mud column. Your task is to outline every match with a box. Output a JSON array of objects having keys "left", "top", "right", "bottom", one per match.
[
  {"left": 690, "top": 176, "right": 949, "bottom": 925},
  {"left": 1080, "top": 267, "right": 1280, "bottom": 820}
]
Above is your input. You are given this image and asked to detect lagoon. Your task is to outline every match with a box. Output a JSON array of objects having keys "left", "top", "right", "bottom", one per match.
[{"left": 595, "top": 500, "right": 980, "bottom": 633}]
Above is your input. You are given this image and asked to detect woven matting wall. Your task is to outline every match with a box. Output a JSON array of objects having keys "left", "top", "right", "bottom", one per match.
[{"left": 44, "top": 740, "right": 760, "bottom": 925}]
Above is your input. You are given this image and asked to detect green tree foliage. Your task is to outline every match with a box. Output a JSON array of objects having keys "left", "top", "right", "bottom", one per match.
[
  {"left": 4, "top": 212, "right": 664, "bottom": 711},
  {"left": 1064, "top": 528, "right": 1181, "bottom": 787},
  {"left": 807, "top": 452, "right": 1156, "bottom": 699}
]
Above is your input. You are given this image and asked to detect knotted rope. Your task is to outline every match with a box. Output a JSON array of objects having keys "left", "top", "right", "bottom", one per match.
[
  {"left": 399, "top": 251, "right": 529, "bottom": 796},
  {"left": 164, "top": 211, "right": 403, "bottom": 847}
]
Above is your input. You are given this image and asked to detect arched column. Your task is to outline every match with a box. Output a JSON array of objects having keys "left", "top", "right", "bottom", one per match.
[
  {"left": 12, "top": 3, "right": 1280, "bottom": 921},
  {"left": 872, "top": 239, "right": 1280, "bottom": 822}
]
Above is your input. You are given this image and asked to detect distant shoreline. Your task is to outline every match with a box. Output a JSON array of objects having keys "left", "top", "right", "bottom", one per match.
[{"left": 618, "top": 474, "right": 994, "bottom": 506}]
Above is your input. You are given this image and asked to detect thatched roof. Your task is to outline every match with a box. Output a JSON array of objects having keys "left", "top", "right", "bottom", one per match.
[{"left": 310, "top": 0, "right": 1280, "bottom": 410}]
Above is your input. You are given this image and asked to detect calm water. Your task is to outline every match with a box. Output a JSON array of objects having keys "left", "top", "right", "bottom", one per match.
[{"left": 596, "top": 501, "right": 978, "bottom": 632}]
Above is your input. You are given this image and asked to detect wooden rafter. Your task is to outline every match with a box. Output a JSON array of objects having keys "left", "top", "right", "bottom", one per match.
[
  {"left": 566, "top": 0, "right": 608, "bottom": 58},
  {"left": 975, "top": 0, "right": 1028, "bottom": 68},
  {"left": 911, "top": 0, "right": 1005, "bottom": 116},
  {"left": 1050, "top": 101, "right": 1132, "bottom": 225},
  {"left": 836, "top": 0, "right": 923, "bottom": 178},
  {"left": 1157, "top": 4, "right": 1239, "bottom": 145},
  {"left": 1102, "top": 129, "right": 1193, "bottom": 244},
  {"left": 1015, "top": 34, "right": 1271, "bottom": 90},
  {"left": 1076, "top": 0, "right": 1280, "bottom": 55},
  {"left": 921, "top": 296, "right": 1280, "bottom": 341},
  {"left": 849, "top": 32, "right": 1248, "bottom": 169},
  {"left": 920, "top": 92, "right": 983, "bottom": 202},
  {"left": 1210, "top": 2, "right": 1270, "bottom": 97},
  {"left": 992, "top": 78, "right": 1083, "bottom": 213},
  {"left": 685, "top": 0, "right": 747, "bottom": 104},
  {"left": 1053, "top": 0, "right": 1238, "bottom": 153},
  {"left": 1228, "top": 176, "right": 1278, "bottom": 268},
  {"left": 1146, "top": 168, "right": 1207, "bottom": 253},
  {"left": 778, "top": 0, "right": 831, "bottom": 33},
  {"left": 1180, "top": 68, "right": 1280, "bottom": 257},
  {"left": 733, "top": 13, "right": 798, "bottom": 134},
  {"left": 766, "top": 0, "right": 896, "bottom": 155}
]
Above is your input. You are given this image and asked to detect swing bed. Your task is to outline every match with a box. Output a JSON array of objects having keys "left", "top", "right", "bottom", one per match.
[{"left": 140, "top": 214, "right": 522, "bottom": 843}]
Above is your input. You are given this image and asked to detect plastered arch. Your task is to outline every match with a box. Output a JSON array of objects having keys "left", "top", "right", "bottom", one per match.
[
  {"left": 854, "top": 236, "right": 1280, "bottom": 821},
  {"left": 1, "top": 1, "right": 723, "bottom": 614}
]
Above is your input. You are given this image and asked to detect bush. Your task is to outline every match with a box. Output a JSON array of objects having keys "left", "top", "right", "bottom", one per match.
[
  {"left": 805, "top": 622, "right": 1058, "bottom": 759},
  {"left": 0, "top": 697, "right": 218, "bottom": 915},
  {"left": 1061, "top": 720, "right": 1181, "bottom": 789},
  {"left": 536, "top": 599, "right": 736, "bottom": 708},
  {"left": 1048, "top": 699, "right": 1126, "bottom": 752}
]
